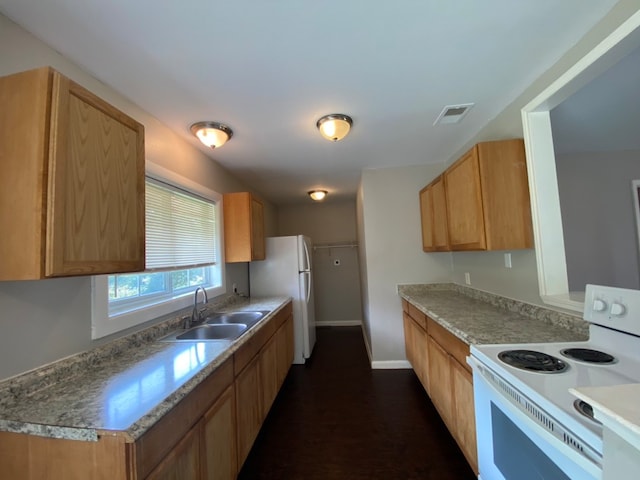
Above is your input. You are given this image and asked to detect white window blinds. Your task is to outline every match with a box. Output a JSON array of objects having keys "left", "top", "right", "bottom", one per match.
[{"left": 145, "top": 178, "right": 218, "bottom": 270}]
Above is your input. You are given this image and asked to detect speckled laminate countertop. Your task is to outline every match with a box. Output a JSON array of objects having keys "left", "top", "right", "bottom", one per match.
[
  {"left": 398, "top": 283, "right": 588, "bottom": 346},
  {"left": 0, "top": 295, "right": 290, "bottom": 442}
]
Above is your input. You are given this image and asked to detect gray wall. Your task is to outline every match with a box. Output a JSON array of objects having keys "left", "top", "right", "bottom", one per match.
[
  {"left": 358, "top": 165, "right": 452, "bottom": 366},
  {"left": 356, "top": 184, "right": 372, "bottom": 354},
  {"left": 277, "top": 201, "right": 362, "bottom": 325},
  {"left": 0, "top": 14, "right": 276, "bottom": 381},
  {"left": 556, "top": 150, "right": 640, "bottom": 291}
]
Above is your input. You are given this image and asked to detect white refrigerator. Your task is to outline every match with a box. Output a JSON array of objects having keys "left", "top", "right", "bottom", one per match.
[{"left": 249, "top": 235, "right": 316, "bottom": 364}]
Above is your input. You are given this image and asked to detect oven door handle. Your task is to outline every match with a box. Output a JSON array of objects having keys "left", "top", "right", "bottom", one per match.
[{"left": 469, "top": 356, "right": 602, "bottom": 479}]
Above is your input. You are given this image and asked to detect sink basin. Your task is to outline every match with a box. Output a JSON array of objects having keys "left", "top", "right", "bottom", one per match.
[
  {"left": 158, "top": 310, "right": 269, "bottom": 343},
  {"left": 177, "top": 323, "right": 247, "bottom": 341},
  {"left": 204, "top": 311, "right": 268, "bottom": 329}
]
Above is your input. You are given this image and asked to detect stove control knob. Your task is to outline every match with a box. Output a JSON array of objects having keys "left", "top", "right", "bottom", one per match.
[
  {"left": 610, "top": 302, "right": 626, "bottom": 316},
  {"left": 592, "top": 299, "right": 607, "bottom": 312}
]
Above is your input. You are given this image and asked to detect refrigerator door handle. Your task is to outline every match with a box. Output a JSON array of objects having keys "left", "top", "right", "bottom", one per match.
[
  {"left": 304, "top": 271, "right": 311, "bottom": 303},
  {"left": 299, "top": 236, "right": 310, "bottom": 273}
]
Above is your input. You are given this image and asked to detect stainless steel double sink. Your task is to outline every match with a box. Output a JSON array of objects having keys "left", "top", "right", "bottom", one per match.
[{"left": 160, "top": 311, "right": 269, "bottom": 342}]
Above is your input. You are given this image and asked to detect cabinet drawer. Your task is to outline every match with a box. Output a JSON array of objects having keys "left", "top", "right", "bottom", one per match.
[
  {"left": 426, "top": 317, "right": 470, "bottom": 373},
  {"left": 407, "top": 303, "right": 427, "bottom": 331},
  {"left": 402, "top": 299, "right": 409, "bottom": 314}
]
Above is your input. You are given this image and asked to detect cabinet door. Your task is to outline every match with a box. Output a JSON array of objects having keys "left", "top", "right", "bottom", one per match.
[
  {"left": 412, "top": 320, "right": 429, "bottom": 393},
  {"left": 250, "top": 198, "right": 265, "bottom": 261},
  {"left": 431, "top": 176, "right": 449, "bottom": 251},
  {"left": 476, "top": 139, "right": 533, "bottom": 250},
  {"left": 47, "top": 71, "right": 145, "bottom": 277},
  {"left": 260, "top": 334, "right": 279, "bottom": 416},
  {"left": 404, "top": 310, "right": 430, "bottom": 393},
  {"left": 420, "top": 176, "right": 450, "bottom": 252},
  {"left": 451, "top": 359, "right": 478, "bottom": 475},
  {"left": 419, "top": 185, "right": 436, "bottom": 251},
  {"left": 0, "top": 68, "right": 50, "bottom": 280},
  {"left": 403, "top": 312, "right": 415, "bottom": 367},
  {"left": 235, "top": 355, "right": 262, "bottom": 468},
  {"left": 427, "top": 336, "right": 453, "bottom": 428},
  {"left": 276, "top": 314, "right": 294, "bottom": 387},
  {"left": 0, "top": 67, "right": 144, "bottom": 280},
  {"left": 146, "top": 425, "right": 201, "bottom": 480},
  {"left": 223, "top": 193, "right": 265, "bottom": 263},
  {"left": 202, "top": 386, "right": 237, "bottom": 480},
  {"left": 444, "top": 148, "right": 486, "bottom": 251}
]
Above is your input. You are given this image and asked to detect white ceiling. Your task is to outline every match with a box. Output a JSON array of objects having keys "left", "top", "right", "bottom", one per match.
[{"left": 0, "top": 0, "right": 620, "bottom": 205}]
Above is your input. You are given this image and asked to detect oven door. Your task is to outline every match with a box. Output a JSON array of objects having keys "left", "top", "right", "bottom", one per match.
[{"left": 471, "top": 362, "right": 601, "bottom": 480}]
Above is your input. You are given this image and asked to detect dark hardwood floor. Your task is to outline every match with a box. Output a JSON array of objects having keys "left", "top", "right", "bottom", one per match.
[{"left": 237, "top": 326, "right": 477, "bottom": 480}]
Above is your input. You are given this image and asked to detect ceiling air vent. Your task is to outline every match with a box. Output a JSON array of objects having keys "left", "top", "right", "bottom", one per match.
[{"left": 433, "top": 103, "right": 474, "bottom": 125}]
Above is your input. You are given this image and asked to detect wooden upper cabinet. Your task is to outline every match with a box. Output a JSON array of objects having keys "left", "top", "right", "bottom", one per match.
[
  {"left": 444, "top": 148, "right": 486, "bottom": 250},
  {"left": 0, "top": 67, "right": 145, "bottom": 280},
  {"left": 419, "top": 175, "right": 449, "bottom": 252},
  {"left": 223, "top": 192, "right": 266, "bottom": 263},
  {"left": 444, "top": 139, "right": 533, "bottom": 251}
]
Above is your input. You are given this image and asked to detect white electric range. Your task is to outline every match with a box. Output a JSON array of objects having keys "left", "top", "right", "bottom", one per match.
[{"left": 468, "top": 284, "right": 640, "bottom": 480}]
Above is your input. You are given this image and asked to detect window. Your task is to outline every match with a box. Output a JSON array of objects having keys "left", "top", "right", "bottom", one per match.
[{"left": 92, "top": 163, "right": 225, "bottom": 339}]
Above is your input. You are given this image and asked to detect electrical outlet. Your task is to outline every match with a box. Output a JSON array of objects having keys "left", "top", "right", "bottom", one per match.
[
  {"left": 464, "top": 272, "right": 471, "bottom": 285},
  {"left": 504, "top": 253, "right": 512, "bottom": 269},
  {"left": 333, "top": 259, "right": 341, "bottom": 266}
]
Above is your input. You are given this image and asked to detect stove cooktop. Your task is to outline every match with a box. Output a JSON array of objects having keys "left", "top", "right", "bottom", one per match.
[
  {"left": 560, "top": 348, "right": 616, "bottom": 364},
  {"left": 498, "top": 349, "right": 568, "bottom": 373},
  {"left": 471, "top": 329, "right": 640, "bottom": 451}
]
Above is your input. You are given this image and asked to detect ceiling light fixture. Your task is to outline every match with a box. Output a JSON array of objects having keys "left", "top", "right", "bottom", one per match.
[
  {"left": 316, "top": 114, "right": 352, "bottom": 142},
  {"left": 308, "top": 190, "right": 328, "bottom": 201},
  {"left": 190, "top": 121, "right": 233, "bottom": 149}
]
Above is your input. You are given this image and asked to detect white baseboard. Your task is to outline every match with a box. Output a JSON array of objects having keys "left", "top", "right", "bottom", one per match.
[
  {"left": 316, "top": 320, "right": 362, "bottom": 327},
  {"left": 371, "top": 360, "right": 412, "bottom": 370},
  {"left": 361, "top": 325, "right": 373, "bottom": 364},
  {"left": 357, "top": 326, "right": 409, "bottom": 369}
]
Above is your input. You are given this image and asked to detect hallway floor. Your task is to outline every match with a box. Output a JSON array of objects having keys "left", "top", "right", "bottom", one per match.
[{"left": 237, "top": 326, "right": 477, "bottom": 480}]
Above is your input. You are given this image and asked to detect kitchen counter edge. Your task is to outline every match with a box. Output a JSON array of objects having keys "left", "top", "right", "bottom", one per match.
[
  {"left": 0, "top": 295, "right": 291, "bottom": 442},
  {"left": 398, "top": 283, "right": 588, "bottom": 346}
]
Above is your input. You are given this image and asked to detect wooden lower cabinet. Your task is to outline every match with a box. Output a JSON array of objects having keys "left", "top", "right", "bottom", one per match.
[
  {"left": 201, "top": 385, "right": 237, "bottom": 480},
  {"left": 402, "top": 300, "right": 478, "bottom": 475},
  {"left": 235, "top": 354, "right": 263, "bottom": 467},
  {"left": 146, "top": 425, "right": 201, "bottom": 480},
  {"left": 260, "top": 334, "right": 279, "bottom": 416},
  {"left": 451, "top": 358, "right": 478, "bottom": 473},
  {"left": 404, "top": 312, "right": 429, "bottom": 392},
  {"left": 412, "top": 319, "right": 429, "bottom": 392},
  {"left": 403, "top": 312, "right": 415, "bottom": 367},
  {"left": 0, "top": 302, "right": 294, "bottom": 480},
  {"left": 276, "top": 313, "right": 294, "bottom": 386},
  {"left": 235, "top": 307, "right": 294, "bottom": 469},
  {"left": 0, "top": 431, "right": 129, "bottom": 480},
  {"left": 427, "top": 335, "right": 453, "bottom": 428},
  {"left": 402, "top": 302, "right": 429, "bottom": 393}
]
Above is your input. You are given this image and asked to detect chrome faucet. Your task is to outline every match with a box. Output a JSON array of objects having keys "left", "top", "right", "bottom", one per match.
[{"left": 185, "top": 287, "right": 208, "bottom": 329}]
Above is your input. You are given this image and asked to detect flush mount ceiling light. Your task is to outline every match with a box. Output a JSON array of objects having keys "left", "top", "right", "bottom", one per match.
[
  {"left": 308, "top": 190, "right": 328, "bottom": 201},
  {"left": 190, "top": 121, "right": 233, "bottom": 149},
  {"left": 316, "top": 114, "right": 352, "bottom": 142}
]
